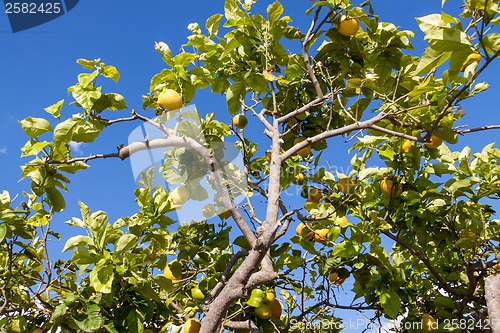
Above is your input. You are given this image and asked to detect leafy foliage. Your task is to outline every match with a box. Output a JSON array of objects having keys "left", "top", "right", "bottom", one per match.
[{"left": 1, "top": 0, "right": 500, "bottom": 332}]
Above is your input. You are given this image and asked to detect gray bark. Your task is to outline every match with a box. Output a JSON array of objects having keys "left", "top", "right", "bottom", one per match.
[{"left": 485, "top": 275, "right": 500, "bottom": 333}]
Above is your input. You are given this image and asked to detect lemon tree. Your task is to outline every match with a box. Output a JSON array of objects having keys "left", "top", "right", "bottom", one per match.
[{"left": 2, "top": 0, "right": 500, "bottom": 332}]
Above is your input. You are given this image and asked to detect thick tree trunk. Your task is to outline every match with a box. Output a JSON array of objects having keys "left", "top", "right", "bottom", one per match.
[{"left": 485, "top": 275, "right": 500, "bottom": 333}]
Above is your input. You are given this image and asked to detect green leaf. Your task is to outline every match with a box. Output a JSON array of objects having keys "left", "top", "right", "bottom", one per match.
[
  {"left": 246, "top": 74, "right": 270, "bottom": 94},
  {"left": 58, "top": 161, "right": 89, "bottom": 174},
  {"left": 267, "top": 1, "right": 284, "bottom": 24},
  {"left": 72, "top": 245, "right": 95, "bottom": 265},
  {"left": 101, "top": 65, "right": 120, "bottom": 82},
  {"left": 50, "top": 303, "right": 68, "bottom": 322},
  {"left": 379, "top": 290, "right": 401, "bottom": 318},
  {"left": 74, "top": 303, "right": 104, "bottom": 332},
  {"left": 483, "top": 33, "right": 500, "bottom": 55},
  {"left": 115, "top": 234, "right": 138, "bottom": 253},
  {"left": 206, "top": 13, "right": 223, "bottom": 37},
  {"left": 471, "top": 82, "right": 490, "bottom": 95},
  {"left": 77, "top": 58, "right": 99, "bottom": 69},
  {"left": 90, "top": 261, "right": 114, "bottom": 293},
  {"left": 19, "top": 117, "right": 52, "bottom": 139},
  {"left": 284, "top": 255, "right": 305, "bottom": 270},
  {"left": 415, "top": 47, "right": 451, "bottom": 75},
  {"left": 0, "top": 224, "right": 6, "bottom": 243},
  {"left": 72, "top": 117, "right": 105, "bottom": 143},
  {"left": 70, "top": 84, "right": 102, "bottom": 111},
  {"left": 0, "top": 191, "right": 10, "bottom": 210},
  {"left": 93, "top": 93, "right": 127, "bottom": 113},
  {"left": 417, "top": 14, "right": 471, "bottom": 51},
  {"left": 54, "top": 117, "right": 80, "bottom": 146},
  {"left": 20, "top": 140, "right": 50, "bottom": 157},
  {"left": 78, "top": 70, "right": 99, "bottom": 88},
  {"left": 332, "top": 240, "right": 360, "bottom": 258},
  {"left": 220, "top": 38, "right": 240, "bottom": 59},
  {"left": 226, "top": 80, "right": 245, "bottom": 114},
  {"left": 46, "top": 187, "right": 66, "bottom": 212},
  {"left": 63, "top": 235, "right": 94, "bottom": 252},
  {"left": 447, "top": 179, "right": 472, "bottom": 195},
  {"left": 44, "top": 99, "right": 64, "bottom": 118}
]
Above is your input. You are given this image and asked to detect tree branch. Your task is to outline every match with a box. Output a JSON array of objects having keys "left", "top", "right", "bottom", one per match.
[
  {"left": 277, "top": 94, "right": 331, "bottom": 124},
  {"left": 302, "top": 7, "right": 325, "bottom": 98},
  {"left": 203, "top": 250, "right": 249, "bottom": 309},
  {"left": 381, "top": 230, "right": 470, "bottom": 300},
  {"left": 454, "top": 124, "right": 500, "bottom": 134},
  {"left": 224, "top": 319, "right": 262, "bottom": 333}
]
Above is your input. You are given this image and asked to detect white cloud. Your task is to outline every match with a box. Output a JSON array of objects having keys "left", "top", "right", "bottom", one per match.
[
  {"left": 0, "top": 146, "right": 7, "bottom": 154},
  {"left": 69, "top": 141, "right": 84, "bottom": 155}
]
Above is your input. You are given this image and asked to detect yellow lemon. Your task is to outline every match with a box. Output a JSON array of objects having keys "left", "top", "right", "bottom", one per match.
[
  {"left": 308, "top": 187, "right": 322, "bottom": 202},
  {"left": 232, "top": 114, "right": 248, "bottom": 129},
  {"left": 328, "top": 272, "right": 345, "bottom": 286},
  {"left": 402, "top": 139, "right": 412, "bottom": 153},
  {"left": 191, "top": 287, "right": 205, "bottom": 301},
  {"left": 184, "top": 318, "right": 201, "bottom": 333},
  {"left": 170, "top": 186, "right": 189, "bottom": 205},
  {"left": 296, "top": 223, "right": 306, "bottom": 236},
  {"left": 158, "top": 89, "right": 183, "bottom": 111},
  {"left": 164, "top": 261, "right": 181, "bottom": 281},
  {"left": 201, "top": 203, "right": 215, "bottom": 219},
  {"left": 293, "top": 137, "right": 311, "bottom": 158},
  {"left": 461, "top": 52, "right": 481, "bottom": 71},
  {"left": 424, "top": 135, "right": 443, "bottom": 149},
  {"left": 312, "top": 228, "right": 329, "bottom": 244},
  {"left": 380, "top": 177, "right": 403, "bottom": 199},
  {"left": 338, "top": 177, "right": 353, "bottom": 193},
  {"left": 291, "top": 172, "right": 306, "bottom": 185},
  {"left": 421, "top": 314, "right": 437, "bottom": 333},
  {"left": 335, "top": 216, "right": 349, "bottom": 228},
  {"left": 254, "top": 304, "right": 272, "bottom": 319},
  {"left": 268, "top": 299, "right": 282, "bottom": 319},
  {"left": 338, "top": 15, "right": 359, "bottom": 36}
]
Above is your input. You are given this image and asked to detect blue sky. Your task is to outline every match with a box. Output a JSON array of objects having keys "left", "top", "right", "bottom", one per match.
[{"left": 0, "top": 0, "right": 499, "bottom": 330}]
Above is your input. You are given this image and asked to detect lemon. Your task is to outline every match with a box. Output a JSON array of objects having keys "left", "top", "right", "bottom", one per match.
[
  {"left": 293, "top": 137, "right": 311, "bottom": 158},
  {"left": 328, "top": 272, "right": 345, "bottom": 286},
  {"left": 201, "top": 203, "right": 215, "bottom": 219},
  {"left": 461, "top": 52, "right": 481, "bottom": 71},
  {"left": 254, "top": 304, "right": 272, "bottom": 319},
  {"left": 335, "top": 216, "right": 349, "bottom": 228},
  {"left": 380, "top": 177, "right": 403, "bottom": 199},
  {"left": 170, "top": 186, "right": 189, "bottom": 205},
  {"left": 296, "top": 223, "right": 306, "bottom": 236},
  {"left": 312, "top": 228, "right": 329, "bottom": 244},
  {"left": 164, "top": 261, "right": 181, "bottom": 281},
  {"left": 291, "top": 172, "right": 306, "bottom": 185},
  {"left": 233, "top": 114, "right": 248, "bottom": 129},
  {"left": 264, "top": 291, "right": 275, "bottom": 303},
  {"left": 338, "top": 15, "right": 359, "bottom": 36},
  {"left": 158, "top": 89, "right": 183, "bottom": 111},
  {"left": 338, "top": 177, "right": 353, "bottom": 193},
  {"left": 267, "top": 299, "right": 282, "bottom": 319},
  {"left": 184, "top": 318, "right": 201, "bottom": 333},
  {"left": 424, "top": 135, "right": 442, "bottom": 149},
  {"left": 421, "top": 314, "right": 437, "bottom": 333},
  {"left": 191, "top": 287, "right": 205, "bottom": 301},
  {"left": 308, "top": 187, "right": 322, "bottom": 202},
  {"left": 402, "top": 139, "right": 412, "bottom": 153}
]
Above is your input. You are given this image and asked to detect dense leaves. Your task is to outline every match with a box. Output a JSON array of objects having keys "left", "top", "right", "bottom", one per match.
[{"left": 2, "top": 0, "right": 500, "bottom": 332}]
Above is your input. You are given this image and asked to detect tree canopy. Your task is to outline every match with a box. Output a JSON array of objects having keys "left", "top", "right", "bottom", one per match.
[{"left": 1, "top": 0, "right": 500, "bottom": 332}]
